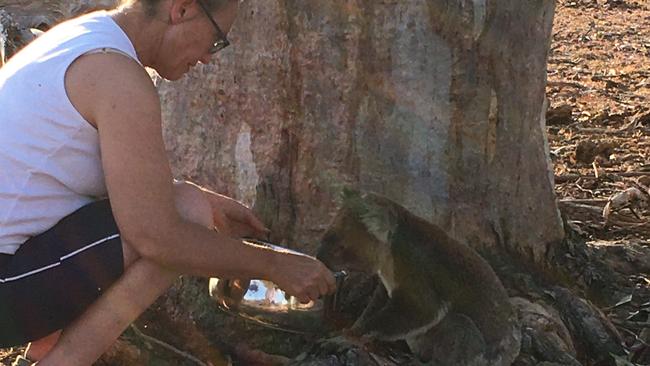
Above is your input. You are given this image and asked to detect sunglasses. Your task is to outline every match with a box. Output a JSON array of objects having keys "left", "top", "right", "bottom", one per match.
[{"left": 196, "top": 0, "right": 230, "bottom": 54}]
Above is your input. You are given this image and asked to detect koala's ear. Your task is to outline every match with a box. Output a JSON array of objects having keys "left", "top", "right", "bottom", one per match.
[
  {"left": 340, "top": 187, "right": 364, "bottom": 212},
  {"left": 341, "top": 187, "right": 361, "bottom": 202},
  {"left": 361, "top": 197, "right": 398, "bottom": 245}
]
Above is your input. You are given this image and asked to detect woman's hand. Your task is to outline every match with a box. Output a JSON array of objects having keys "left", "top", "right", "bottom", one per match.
[
  {"left": 200, "top": 187, "right": 269, "bottom": 239},
  {"left": 270, "top": 253, "right": 337, "bottom": 304}
]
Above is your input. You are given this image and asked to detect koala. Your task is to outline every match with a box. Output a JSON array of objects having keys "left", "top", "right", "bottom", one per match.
[{"left": 317, "top": 190, "right": 520, "bottom": 365}]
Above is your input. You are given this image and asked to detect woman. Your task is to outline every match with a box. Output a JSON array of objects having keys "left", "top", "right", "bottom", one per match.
[{"left": 0, "top": 0, "right": 336, "bottom": 365}]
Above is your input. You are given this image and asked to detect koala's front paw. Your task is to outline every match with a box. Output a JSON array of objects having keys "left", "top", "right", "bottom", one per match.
[
  {"left": 315, "top": 335, "right": 360, "bottom": 355},
  {"left": 344, "top": 323, "right": 364, "bottom": 337},
  {"left": 342, "top": 326, "right": 376, "bottom": 348}
]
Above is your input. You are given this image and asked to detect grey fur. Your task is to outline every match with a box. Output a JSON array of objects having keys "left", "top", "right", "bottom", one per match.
[{"left": 318, "top": 190, "right": 521, "bottom": 365}]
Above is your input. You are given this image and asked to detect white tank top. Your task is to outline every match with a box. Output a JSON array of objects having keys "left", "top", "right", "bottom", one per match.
[{"left": 0, "top": 11, "right": 141, "bottom": 254}]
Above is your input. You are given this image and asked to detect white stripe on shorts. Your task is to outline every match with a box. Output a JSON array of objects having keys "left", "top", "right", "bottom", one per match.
[{"left": 0, "top": 233, "right": 120, "bottom": 283}]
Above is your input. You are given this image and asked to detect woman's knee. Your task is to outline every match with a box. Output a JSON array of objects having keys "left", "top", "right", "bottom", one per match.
[
  {"left": 172, "top": 181, "right": 214, "bottom": 228},
  {"left": 121, "top": 239, "right": 140, "bottom": 268}
]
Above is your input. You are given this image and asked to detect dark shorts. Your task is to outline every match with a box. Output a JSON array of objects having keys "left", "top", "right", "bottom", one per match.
[{"left": 0, "top": 199, "right": 124, "bottom": 347}]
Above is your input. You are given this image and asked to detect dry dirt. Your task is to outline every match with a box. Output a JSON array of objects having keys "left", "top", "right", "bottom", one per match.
[
  {"left": 2, "top": 1, "right": 650, "bottom": 364},
  {"left": 549, "top": 0, "right": 650, "bottom": 243},
  {"left": 547, "top": 1, "right": 650, "bottom": 363}
]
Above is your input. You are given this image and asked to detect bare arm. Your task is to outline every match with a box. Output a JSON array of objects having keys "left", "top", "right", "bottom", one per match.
[{"left": 65, "top": 52, "right": 334, "bottom": 300}]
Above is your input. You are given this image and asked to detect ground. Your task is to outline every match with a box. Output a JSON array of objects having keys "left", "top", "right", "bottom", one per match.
[
  {"left": 2, "top": 0, "right": 650, "bottom": 364},
  {"left": 548, "top": 0, "right": 650, "bottom": 297},
  {"left": 549, "top": 0, "right": 650, "bottom": 244},
  {"left": 547, "top": 0, "right": 650, "bottom": 363}
]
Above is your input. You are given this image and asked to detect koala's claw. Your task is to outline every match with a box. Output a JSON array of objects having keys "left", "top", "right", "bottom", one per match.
[{"left": 339, "top": 328, "right": 375, "bottom": 349}]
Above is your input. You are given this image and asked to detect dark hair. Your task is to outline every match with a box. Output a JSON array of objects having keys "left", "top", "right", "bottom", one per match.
[{"left": 123, "top": 0, "right": 234, "bottom": 17}]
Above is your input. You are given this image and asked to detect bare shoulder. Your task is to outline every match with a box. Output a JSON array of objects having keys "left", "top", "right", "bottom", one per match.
[
  {"left": 65, "top": 51, "right": 176, "bottom": 240},
  {"left": 65, "top": 51, "right": 159, "bottom": 129}
]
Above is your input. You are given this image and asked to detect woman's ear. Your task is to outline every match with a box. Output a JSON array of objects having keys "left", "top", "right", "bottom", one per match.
[{"left": 169, "top": 0, "right": 197, "bottom": 24}]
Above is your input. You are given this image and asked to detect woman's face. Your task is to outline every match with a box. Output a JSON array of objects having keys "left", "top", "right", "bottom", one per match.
[{"left": 154, "top": 0, "right": 238, "bottom": 80}]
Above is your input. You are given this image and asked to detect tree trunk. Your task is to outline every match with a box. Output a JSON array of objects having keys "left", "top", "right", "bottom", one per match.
[{"left": 157, "top": 0, "right": 563, "bottom": 264}]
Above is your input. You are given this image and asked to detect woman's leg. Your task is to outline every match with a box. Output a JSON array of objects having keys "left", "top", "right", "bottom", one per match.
[
  {"left": 24, "top": 237, "right": 140, "bottom": 362},
  {"left": 23, "top": 331, "right": 61, "bottom": 361},
  {"left": 24, "top": 236, "right": 142, "bottom": 361},
  {"left": 34, "top": 181, "right": 213, "bottom": 365}
]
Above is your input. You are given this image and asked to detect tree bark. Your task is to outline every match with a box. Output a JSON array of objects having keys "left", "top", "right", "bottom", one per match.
[
  {"left": 0, "top": 0, "right": 117, "bottom": 63},
  {"left": 0, "top": 0, "right": 117, "bottom": 28},
  {"left": 157, "top": 0, "right": 564, "bottom": 265}
]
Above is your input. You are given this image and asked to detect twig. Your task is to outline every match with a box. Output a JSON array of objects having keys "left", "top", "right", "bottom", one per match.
[
  {"left": 558, "top": 201, "right": 603, "bottom": 213},
  {"left": 555, "top": 172, "right": 650, "bottom": 183},
  {"left": 575, "top": 183, "right": 595, "bottom": 195},
  {"left": 611, "top": 319, "right": 650, "bottom": 329},
  {"left": 368, "top": 352, "right": 385, "bottom": 366},
  {"left": 607, "top": 220, "right": 649, "bottom": 229},
  {"left": 575, "top": 127, "right": 632, "bottom": 136},
  {"left": 616, "top": 326, "right": 650, "bottom": 347},
  {"left": 621, "top": 92, "right": 647, "bottom": 101},
  {"left": 629, "top": 207, "right": 643, "bottom": 220},
  {"left": 547, "top": 58, "right": 580, "bottom": 66},
  {"left": 552, "top": 144, "right": 577, "bottom": 156},
  {"left": 614, "top": 172, "right": 650, "bottom": 178},
  {"left": 633, "top": 180, "right": 650, "bottom": 195},
  {"left": 559, "top": 198, "right": 608, "bottom": 204},
  {"left": 547, "top": 80, "right": 587, "bottom": 89},
  {"left": 130, "top": 324, "right": 210, "bottom": 366}
]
